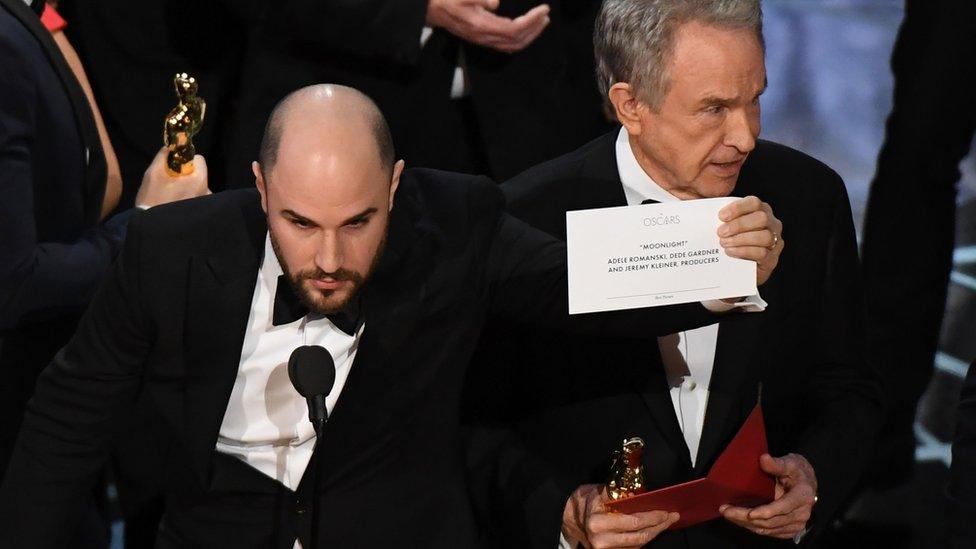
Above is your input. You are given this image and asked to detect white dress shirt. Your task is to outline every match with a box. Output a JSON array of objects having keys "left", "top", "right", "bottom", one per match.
[
  {"left": 216, "top": 234, "right": 363, "bottom": 488},
  {"left": 216, "top": 234, "right": 364, "bottom": 547}
]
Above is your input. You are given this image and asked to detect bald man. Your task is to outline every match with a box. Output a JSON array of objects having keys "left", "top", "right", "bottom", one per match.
[{"left": 0, "top": 85, "right": 783, "bottom": 549}]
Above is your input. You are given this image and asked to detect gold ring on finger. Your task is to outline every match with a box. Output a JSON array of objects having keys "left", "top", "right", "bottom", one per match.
[{"left": 769, "top": 232, "right": 779, "bottom": 250}]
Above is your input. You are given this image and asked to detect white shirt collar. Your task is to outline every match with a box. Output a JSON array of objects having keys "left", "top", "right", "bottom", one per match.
[
  {"left": 260, "top": 233, "right": 284, "bottom": 285},
  {"left": 254, "top": 233, "right": 285, "bottom": 328},
  {"left": 615, "top": 127, "right": 680, "bottom": 206}
]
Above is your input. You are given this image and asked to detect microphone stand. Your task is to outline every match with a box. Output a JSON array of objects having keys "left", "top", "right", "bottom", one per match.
[{"left": 307, "top": 395, "right": 327, "bottom": 549}]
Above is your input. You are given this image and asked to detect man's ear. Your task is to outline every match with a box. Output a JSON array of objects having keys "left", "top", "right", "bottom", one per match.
[
  {"left": 608, "top": 82, "right": 646, "bottom": 137},
  {"left": 253, "top": 161, "right": 269, "bottom": 213},
  {"left": 388, "top": 159, "right": 405, "bottom": 212}
]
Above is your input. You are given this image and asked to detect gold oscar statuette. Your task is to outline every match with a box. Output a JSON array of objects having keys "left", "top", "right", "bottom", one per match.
[
  {"left": 607, "top": 437, "right": 647, "bottom": 500},
  {"left": 164, "top": 73, "right": 206, "bottom": 176}
]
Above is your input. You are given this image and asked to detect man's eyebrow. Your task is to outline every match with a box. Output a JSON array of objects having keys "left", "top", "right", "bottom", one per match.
[
  {"left": 698, "top": 95, "right": 735, "bottom": 107},
  {"left": 341, "top": 207, "right": 378, "bottom": 226},
  {"left": 281, "top": 209, "right": 318, "bottom": 226}
]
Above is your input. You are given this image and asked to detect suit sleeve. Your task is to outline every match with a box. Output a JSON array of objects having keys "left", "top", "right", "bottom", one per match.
[
  {"left": 794, "top": 179, "right": 884, "bottom": 538},
  {"left": 0, "top": 212, "right": 153, "bottom": 548},
  {"left": 264, "top": 0, "right": 430, "bottom": 66},
  {"left": 947, "top": 361, "right": 976, "bottom": 549},
  {"left": 0, "top": 31, "right": 130, "bottom": 331}
]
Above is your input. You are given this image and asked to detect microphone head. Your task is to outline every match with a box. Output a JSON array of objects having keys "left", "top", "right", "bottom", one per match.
[{"left": 287, "top": 345, "right": 337, "bottom": 398}]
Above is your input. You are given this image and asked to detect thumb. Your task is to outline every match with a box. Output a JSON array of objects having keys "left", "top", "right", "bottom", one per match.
[
  {"left": 192, "top": 154, "right": 209, "bottom": 173},
  {"left": 759, "top": 453, "right": 787, "bottom": 476}
]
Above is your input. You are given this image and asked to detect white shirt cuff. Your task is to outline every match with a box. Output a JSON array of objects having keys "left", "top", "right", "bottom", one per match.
[
  {"left": 558, "top": 533, "right": 576, "bottom": 549},
  {"left": 702, "top": 293, "right": 767, "bottom": 313},
  {"left": 135, "top": 204, "right": 151, "bottom": 211}
]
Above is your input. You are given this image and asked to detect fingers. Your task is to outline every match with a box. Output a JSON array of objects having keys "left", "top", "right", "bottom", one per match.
[
  {"left": 587, "top": 510, "right": 672, "bottom": 533},
  {"left": 744, "top": 505, "right": 812, "bottom": 530},
  {"left": 470, "top": 5, "right": 550, "bottom": 52},
  {"left": 719, "top": 228, "right": 775, "bottom": 249},
  {"left": 748, "top": 486, "right": 816, "bottom": 521},
  {"left": 718, "top": 195, "right": 762, "bottom": 221},
  {"left": 717, "top": 209, "right": 777, "bottom": 239},
  {"left": 717, "top": 198, "right": 783, "bottom": 277},
  {"left": 586, "top": 511, "right": 679, "bottom": 549},
  {"left": 720, "top": 505, "right": 801, "bottom": 538},
  {"left": 758, "top": 453, "right": 789, "bottom": 476}
]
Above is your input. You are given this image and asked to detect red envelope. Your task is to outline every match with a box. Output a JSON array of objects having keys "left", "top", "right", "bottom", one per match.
[{"left": 605, "top": 404, "right": 775, "bottom": 529}]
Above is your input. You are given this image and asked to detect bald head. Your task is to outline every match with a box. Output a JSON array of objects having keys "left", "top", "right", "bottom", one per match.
[
  {"left": 253, "top": 85, "right": 403, "bottom": 318},
  {"left": 258, "top": 84, "right": 395, "bottom": 178}
]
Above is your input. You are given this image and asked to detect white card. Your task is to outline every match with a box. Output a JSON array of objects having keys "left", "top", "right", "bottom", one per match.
[{"left": 566, "top": 197, "right": 757, "bottom": 314}]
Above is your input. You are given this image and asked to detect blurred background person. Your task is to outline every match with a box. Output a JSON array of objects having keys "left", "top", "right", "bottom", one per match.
[
  {"left": 219, "top": 0, "right": 612, "bottom": 187},
  {"left": 58, "top": 0, "right": 254, "bottom": 206},
  {"left": 0, "top": 0, "right": 209, "bottom": 544},
  {"left": 859, "top": 0, "right": 976, "bottom": 494}
]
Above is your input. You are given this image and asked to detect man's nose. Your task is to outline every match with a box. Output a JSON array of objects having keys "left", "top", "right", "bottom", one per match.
[
  {"left": 314, "top": 232, "right": 343, "bottom": 274},
  {"left": 725, "top": 108, "right": 759, "bottom": 154}
]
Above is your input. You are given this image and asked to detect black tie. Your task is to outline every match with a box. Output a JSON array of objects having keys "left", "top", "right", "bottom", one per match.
[
  {"left": 272, "top": 275, "right": 361, "bottom": 336},
  {"left": 641, "top": 198, "right": 660, "bottom": 205}
]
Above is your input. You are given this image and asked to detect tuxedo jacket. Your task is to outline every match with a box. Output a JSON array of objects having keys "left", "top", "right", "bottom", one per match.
[
  {"left": 220, "top": 0, "right": 610, "bottom": 188},
  {"left": 0, "top": 169, "right": 719, "bottom": 548},
  {"left": 463, "top": 131, "right": 884, "bottom": 548},
  {"left": 0, "top": 0, "right": 132, "bottom": 474}
]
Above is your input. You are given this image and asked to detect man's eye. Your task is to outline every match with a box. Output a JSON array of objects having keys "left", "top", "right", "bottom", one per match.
[
  {"left": 706, "top": 105, "right": 725, "bottom": 115},
  {"left": 291, "top": 218, "right": 311, "bottom": 228},
  {"left": 347, "top": 219, "right": 367, "bottom": 229}
]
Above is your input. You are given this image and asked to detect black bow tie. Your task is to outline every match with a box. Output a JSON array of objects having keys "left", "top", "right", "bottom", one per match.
[
  {"left": 641, "top": 198, "right": 660, "bottom": 205},
  {"left": 272, "top": 275, "right": 361, "bottom": 336}
]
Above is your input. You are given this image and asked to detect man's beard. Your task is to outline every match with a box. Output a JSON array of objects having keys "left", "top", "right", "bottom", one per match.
[{"left": 269, "top": 227, "right": 387, "bottom": 315}]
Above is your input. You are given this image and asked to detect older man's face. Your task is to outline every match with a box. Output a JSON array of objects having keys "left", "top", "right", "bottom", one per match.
[
  {"left": 631, "top": 21, "right": 766, "bottom": 199},
  {"left": 256, "top": 125, "right": 400, "bottom": 315}
]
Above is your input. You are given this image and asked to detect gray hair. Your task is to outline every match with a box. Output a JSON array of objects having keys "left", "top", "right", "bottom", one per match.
[{"left": 595, "top": 0, "right": 764, "bottom": 109}]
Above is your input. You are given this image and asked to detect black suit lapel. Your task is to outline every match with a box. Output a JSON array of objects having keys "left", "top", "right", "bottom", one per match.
[
  {"left": 573, "top": 131, "right": 628, "bottom": 208},
  {"left": 310, "top": 176, "right": 434, "bottom": 488},
  {"left": 692, "top": 314, "right": 763, "bottom": 474},
  {"left": 1, "top": 0, "right": 106, "bottom": 226},
  {"left": 635, "top": 365, "right": 695, "bottom": 469},
  {"left": 183, "top": 194, "right": 267, "bottom": 488}
]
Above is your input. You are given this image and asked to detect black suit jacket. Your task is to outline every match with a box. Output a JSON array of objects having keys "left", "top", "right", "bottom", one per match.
[
  {"left": 0, "top": 169, "right": 719, "bottom": 548},
  {"left": 463, "top": 131, "right": 884, "bottom": 548},
  {"left": 0, "top": 0, "right": 133, "bottom": 473},
  {"left": 221, "top": 0, "right": 610, "bottom": 187}
]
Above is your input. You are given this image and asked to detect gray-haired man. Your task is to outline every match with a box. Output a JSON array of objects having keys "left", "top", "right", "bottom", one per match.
[{"left": 464, "top": 1, "right": 882, "bottom": 547}]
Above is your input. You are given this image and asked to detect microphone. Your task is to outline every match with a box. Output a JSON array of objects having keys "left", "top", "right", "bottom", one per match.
[{"left": 287, "top": 345, "right": 337, "bottom": 438}]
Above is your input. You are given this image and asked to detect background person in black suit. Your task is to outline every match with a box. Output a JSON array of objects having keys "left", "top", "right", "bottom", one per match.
[
  {"left": 0, "top": 84, "right": 781, "bottom": 548},
  {"left": 57, "top": 0, "right": 254, "bottom": 207},
  {"left": 860, "top": 0, "right": 976, "bottom": 490},
  {"left": 220, "top": 0, "right": 611, "bottom": 188},
  {"left": 0, "top": 0, "right": 209, "bottom": 474},
  {"left": 463, "top": 0, "right": 882, "bottom": 547}
]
